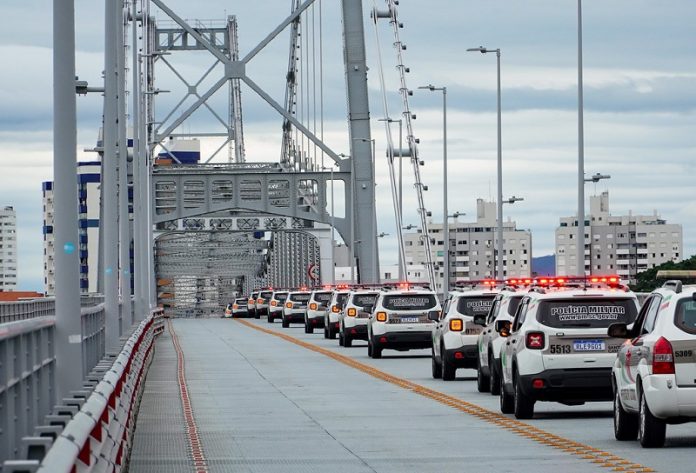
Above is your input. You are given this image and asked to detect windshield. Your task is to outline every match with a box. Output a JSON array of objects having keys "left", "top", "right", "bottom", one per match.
[
  {"left": 353, "top": 293, "right": 378, "bottom": 308},
  {"left": 456, "top": 295, "right": 496, "bottom": 317},
  {"left": 383, "top": 294, "right": 437, "bottom": 311},
  {"left": 537, "top": 298, "right": 638, "bottom": 328},
  {"left": 313, "top": 291, "right": 333, "bottom": 303},
  {"left": 274, "top": 293, "right": 288, "bottom": 301},
  {"left": 290, "top": 292, "right": 311, "bottom": 303}
]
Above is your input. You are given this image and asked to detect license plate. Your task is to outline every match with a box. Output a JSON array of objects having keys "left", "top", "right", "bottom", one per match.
[
  {"left": 573, "top": 339, "right": 605, "bottom": 352},
  {"left": 401, "top": 317, "right": 420, "bottom": 323}
]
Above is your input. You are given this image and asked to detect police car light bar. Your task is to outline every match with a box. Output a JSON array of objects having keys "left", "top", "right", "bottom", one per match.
[{"left": 454, "top": 279, "right": 505, "bottom": 288}]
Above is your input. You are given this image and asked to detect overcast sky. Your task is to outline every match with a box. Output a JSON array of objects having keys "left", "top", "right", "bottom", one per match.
[{"left": 1, "top": 0, "right": 694, "bottom": 291}]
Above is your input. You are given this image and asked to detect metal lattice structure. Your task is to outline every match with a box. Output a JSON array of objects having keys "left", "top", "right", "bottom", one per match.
[{"left": 265, "top": 231, "right": 321, "bottom": 289}]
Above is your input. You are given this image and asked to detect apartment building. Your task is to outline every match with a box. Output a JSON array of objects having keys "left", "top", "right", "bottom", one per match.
[
  {"left": 403, "top": 199, "right": 532, "bottom": 292},
  {"left": 555, "top": 191, "right": 683, "bottom": 283},
  {"left": 0, "top": 206, "right": 17, "bottom": 291}
]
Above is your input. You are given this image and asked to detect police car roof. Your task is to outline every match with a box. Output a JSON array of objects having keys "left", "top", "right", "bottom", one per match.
[{"left": 524, "top": 287, "right": 636, "bottom": 300}]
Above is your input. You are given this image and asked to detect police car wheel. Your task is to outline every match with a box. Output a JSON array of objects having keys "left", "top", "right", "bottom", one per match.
[
  {"left": 477, "top": 359, "right": 490, "bottom": 393},
  {"left": 323, "top": 326, "right": 329, "bottom": 339},
  {"left": 499, "top": 384, "right": 514, "bottom": 414},
  {"left": 489, "top": 353, "right": 501, "bottom": 396},
  {"left": 513, "top": 371, "right": 535, "bottom": 419},
  {"left": 442, "top": 346, "right": 456, "bottom": 381},
  {"left": 613, "top": 382, "right": 638, "bottom": 441},
  {"left": 267, "top": 315, "right": 274, "bottom": 323},
  {"left": 638, "top": 388, "right": 666, "bottom": 448},
  {"left": 254, "top": 311, "right": 260, "bottom": 319},
  {"left": 328, "top": 325, "right": 336, "bottom": 340},
  {"left": 282, "top": 317, "right": 289, "bottom": 328},
  {"left": 338, "top": 332, "right": 345, "bottom": 346},
  {"left": 431, "top": 350, "right": 442, "bottom": 379},
  {"left": 344, "top": 333, "right": 352, "bottom": 348}
]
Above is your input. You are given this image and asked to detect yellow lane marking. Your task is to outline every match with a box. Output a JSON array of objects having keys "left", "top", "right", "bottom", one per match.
[{"left": 236, "top": 319, "right": 654, "bottom": 473}]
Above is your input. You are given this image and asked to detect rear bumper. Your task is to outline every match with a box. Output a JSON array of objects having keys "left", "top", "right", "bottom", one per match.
[
  {"left": 307, "top": 316, "right": 325, "bottom": 328},
  {"left": 443, "top": 346, "right": 479, "bottom": 369},
  {"left": 372, "top": 331, "right": 432, "bottom": 351},
  {"left": 519, "top": 368, "right": 613, "bottom": 402},
  {"left": 344, "top": 324, "right": 368, "bottom": 340},
  {"left": 256, "top": 307, "right": 268, "bottom": 316},
  {"left": 283, "top": 312, "right": 305, "bottom": 323},
  {"left": 643, "top": 374, "right": 696, "bottom": 420},
  {"left": 232, "top": 310, "right": 248, "bottom": 317}
]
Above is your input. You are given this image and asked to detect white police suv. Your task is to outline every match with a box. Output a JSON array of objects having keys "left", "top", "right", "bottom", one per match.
[
  {"left": 367, "top": 285, "right": 441, "bottom": 359},
  {"left": 247, "top": 291, "right": 259, "bottom": 319},
  {"left": 267, "top": 291, "right": 288, "bottom": 323},
  {"left": 432, "top": 282, "right": 498, "bottom": 380},
  {"left": 497, "top": 277, "right": 639, "bottom": 419},
  {"left": 255, "top": 289, "right": 274, "bottom": 317},
  {"left": 610, "top": 279, "right": 696, "bottom": 447},
  {"left": 338, "top": 289, "right": 379, "bottom": 347},
  {"left": 477, "top": 282, "right": 529, "bottom": 394},
  {"left": 232, "top": 298, "right": 249, "bottom": 318},
  {"left": 304, "top": 289, "right": 334, "bottom": 333},
  {"left": 324, "top": 287, "right": 351, "bottom": 339},
  {"left": 282, "top": 290, "right": 311, "bottom": 328}
]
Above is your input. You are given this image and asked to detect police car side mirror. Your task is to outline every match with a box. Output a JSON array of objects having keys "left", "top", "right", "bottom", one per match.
[
  {"left": 607, "top": 323, "right": 629, "bottom": 339},
  {"left": 427, "top": 311, "right": 440, "bottom": 322},
  {"left": 473, "top": 314, "right": 487, "bottom": 326},
  {"left": 495, "top": 320, "right": 511, "bottom": 337}
]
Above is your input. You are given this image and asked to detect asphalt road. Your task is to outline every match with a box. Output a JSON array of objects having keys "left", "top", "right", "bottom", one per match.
[{"left": 131, "top": 317, "right": 696, "bottom": 472}]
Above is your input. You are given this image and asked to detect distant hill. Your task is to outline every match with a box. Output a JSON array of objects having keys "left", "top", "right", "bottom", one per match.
[{"left": 532, "top": 255, "right": 555, "bottom": 276}]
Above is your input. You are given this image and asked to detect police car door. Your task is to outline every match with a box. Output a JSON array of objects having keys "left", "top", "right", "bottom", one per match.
[
  {"left": 673, "top": 296, "right": 696, "bottom": 389},
  {"left": 480, "top": 296, "right": 502, "bottom": 365},
  {"left": 434, "top": 295, "right": 453, "bottom": 358},
  {"left": 502, "top": 298, "right": 529, "bottom": 384}
]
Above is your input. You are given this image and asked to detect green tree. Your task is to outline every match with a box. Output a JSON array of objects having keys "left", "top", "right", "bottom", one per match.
[{"left": 631, "top": 255, "right": 696, "bottom": 292}]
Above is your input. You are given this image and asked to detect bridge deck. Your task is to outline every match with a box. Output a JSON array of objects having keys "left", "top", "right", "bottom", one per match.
[{"left": 129, "top": 318, "right": 603, "bottom": 473}]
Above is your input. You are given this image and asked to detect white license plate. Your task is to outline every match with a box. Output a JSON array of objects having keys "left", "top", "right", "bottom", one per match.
[
  {"left": 573, "top": 340, "right": 605, "bottom": 352},
  {"left": 401, "top": 317, "right": 419, "bottom": 323}
]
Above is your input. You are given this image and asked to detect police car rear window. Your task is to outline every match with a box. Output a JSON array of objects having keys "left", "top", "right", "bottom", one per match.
[
  {"left": 456, "top": 295, "right": 496, "bottom": 316},
  {"left": 260, "top": 291, "right": 273, "bottom": 299},
  {"left": 313, "top": 292, "right": 333, "bottom": 303},
  {"left": 274, "top": 293, "right": 288, "bottom": 301},
  {"left": 335, "top": 293, "right": 349, "bottom": 305},
  {"left": 235, "top": 298, "right": 247, "bottom": 304},
  {"left": 675, "top": 299, "right": 696, "bottom": 335},
  {"left": 353, "top": 293, "right": 378, "bottom": 307},
  {"left": 290, "top": 293, "right": 311, "bottom": 303},
  {"left": 507, "top": 296, "right": 523, "bottom": 316},
  {"left": 537, "top": 298, "right": 637, "bottom": 328},
  {"left": 383, "top": 294, "right": 437, "bottom": 310}
]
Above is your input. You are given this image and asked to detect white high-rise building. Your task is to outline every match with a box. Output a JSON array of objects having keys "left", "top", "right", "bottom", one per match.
[
  {"left": 403, "top": 199, "right": 532, "bottom": 292},
  {"left": 0, "top": 206, "right": 18, "bottom": 291},
  {"left": 43, "top": 161, "right": 102, "bottom": 295},
  {"left": 555, "top": 191, "right": 683, "bottom": 284}
]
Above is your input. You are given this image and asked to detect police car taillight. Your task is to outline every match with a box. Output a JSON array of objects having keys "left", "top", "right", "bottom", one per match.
[
  {"left": 309, "top": 302, "right": 318, "bottom": 310},
  {"left": 271, "top": 300, "right": 277, "bottom": 307},
  {"left": 376, "top": 311, "right": 387, "bottom": 322},
  {"left": 526, "top": 332, "right": 545, "bottom": 349},
  {"left": 285, "top": 302, "right": 293, "bottom": 309},
  {"left": 347, "top": 308, "right": 357, "bottom": 317},
  {"left": 449, "top": 319, "right": 463, "bottom": 332},
  {"left": 331, "top": 305, "right": 340, "bottom": 313},
  {"left": 652, "top": 337, "right": 675, "bottom": 375}
]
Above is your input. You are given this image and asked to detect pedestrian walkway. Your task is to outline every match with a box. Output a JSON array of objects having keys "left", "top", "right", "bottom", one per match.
[{"left": 129, "top": 319, "right": 599, "bottom": 473}]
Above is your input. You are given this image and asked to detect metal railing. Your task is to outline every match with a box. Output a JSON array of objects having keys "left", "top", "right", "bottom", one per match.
[
  {"left": 0, "top": 297, "right": 137, "bottom": 469},
  {"left": 1, "top": 309, "right": 164, "bottom": 472},
  {"left": 0, "top": 295, "right": 106, "bottom": 325}
]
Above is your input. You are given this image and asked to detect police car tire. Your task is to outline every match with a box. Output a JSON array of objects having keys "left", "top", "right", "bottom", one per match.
[
  {"left": 477, "top": 359, "right": 490, "bottom": 393},
  {"left": 282, "top": 317, "right": 289, "bottom": 328},
  {"left": 254, "top": 311, "right": 260, "bottom": 320},
  {"left": 442, "top": 346, "right": 456, "bottom": 381},
  {"left": 499, "top": 385, "right": 514, "bottom": 414},
  {"left": 328, "top": 325, "right": 336, "bottom": 340},
  {"left": 367, "top": 340, "right": 373, "bottom": 357},
  {"left": 489, "top": 354, "right": 501, "bottom": 396},
  {"left": 613, "top": 383, "right": 638, "bottom": 441},
  {"left": 513, "top": 372, "right": 535, "bottom": 419},
  {"left": 267, "top": 314, "right": 274, "bottom": 323},
  {"left": 339, "top": 332, "right": 345, "bottom": 346},
  {"left": 304, "top": 323, "right": 311, "bottom": 334},
  {"left": 344, "top": 333, "right": 352, "bottom": 348},
  {"left": 638, "top": 389, "right": 666, "bottom": 448},
  {"left": 431, "top": 349, "right": 442, "bottom": 379},
  {"left": 323, "top": 326, "right": 329, "bottom": 339}
]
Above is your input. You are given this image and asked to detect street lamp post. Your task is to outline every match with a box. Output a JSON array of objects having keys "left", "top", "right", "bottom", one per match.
[
  {"left": 467, "top": 46, "right": 503, "bottom": 279},
  {"left": 577, "top": 0, "right": 586, "bottom": 277},
  {"left": 418, "top": 85, "right": 448, "bottom": 300}
]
